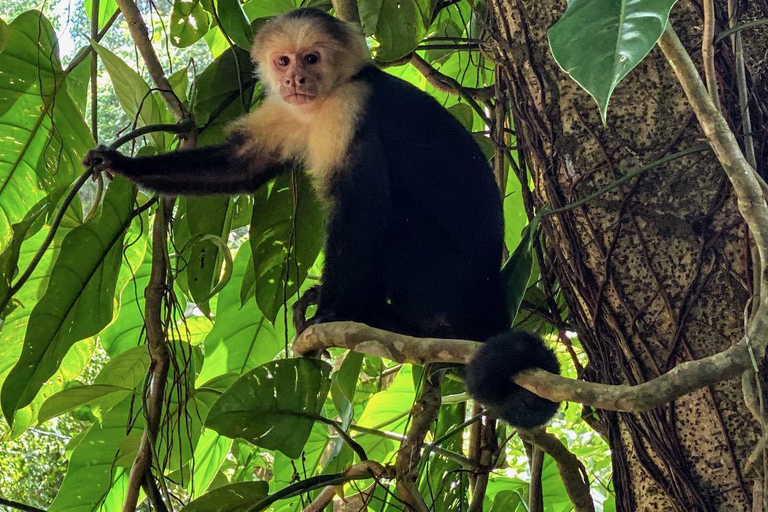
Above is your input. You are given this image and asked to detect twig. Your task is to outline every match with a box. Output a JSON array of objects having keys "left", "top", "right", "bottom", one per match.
[
  {"left": 0, "top": 498, "right": 47, "bottom": 512},
  {"left": 409, "top": 53, "right": 495, "bottom": 102},
  {"left": 702, "top": 0, "right": 721, "bottom": 110},
  {"left": 518, "top": 428, "right": 595, "bottom": 512},
  {"left": 293, "top": 321, "right": 765, "bottom": 412},
  {"left": 300, "top": 461, "right": 389, "bottom": 512},
  {"left": 251, "top": 461, "right": 390, "bottom": 512},
  {"left": 64, "top": 9, "right": 120, "bottom": 73},
  {"left": 714, "top": 19, "right": 768, "bottom": 44}
]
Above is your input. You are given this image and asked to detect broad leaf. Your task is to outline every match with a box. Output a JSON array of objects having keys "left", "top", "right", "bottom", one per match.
[
  {"left": 49, "top": 398, "right": 142, "bottom": 512},
  {"left": 0, "top": 11, "right": 92, "bottom": 249},
  {"left": 249, "top": 172, "right": 323, "bottom": 323},
  {"left": 360, "top": 0, "right": 436, "bottom": 61},
  {"left": 548, "top": 0, "right": 677, "bottom": 121},
  {"left": 1, "top": 178, "right": 137, "bottom": 423},
  {"left": 85, "top": 0, "right": 118, "bottom": 29},
  {"left": 171, "top": 0, "right": 211, "bottom": 48},
  {"left": 214, "top": 0, "right": 254, "bottom": 49},
  {"left": 180, "top": 481, "right": 269, "bottom": 512},
  {"left": 38, "top": 384, "right": 132, "bottom": 424},
  {"left": 501, "top": 227, "right": 534, "bottom": 322},
  {"left": 205, "top": 358, "right": 332, "bottom": 458},
  {"left": 91, "top": 41, "right": 169, "bottom": 149}
]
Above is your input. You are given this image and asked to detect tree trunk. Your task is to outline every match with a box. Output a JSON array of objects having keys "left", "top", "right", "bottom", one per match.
[{"left": 489, "top": 0, "right": 768, "bottom": 510}]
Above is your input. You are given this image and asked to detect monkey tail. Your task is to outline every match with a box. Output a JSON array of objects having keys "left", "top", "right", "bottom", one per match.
[{"left": 464, "top": 331, "right": 561, "bottom": 429}]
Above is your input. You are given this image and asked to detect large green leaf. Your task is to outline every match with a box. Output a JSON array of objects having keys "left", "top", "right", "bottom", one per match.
[
  {"left": 0, "top": 11, "right": 93, "bottom": 249},
  {"left": 90, "top": 41, "right": 169, "bottom": 149},
  {"left": 85, "top": 0, "right": 118, "bottom": 29},
  {"left": 360, "top": 0, "right": 436, "bottom": 61},
  {"left": 548, "top": 0, "right": 677, "bottom": 122},
  {"left": 49, "top": 398, "right": 142, "bottom": 512},
  {"left": 249, "top": 172, "right": 323, "bottom": 323},
  {"left": 214, "top": 0, "right": 254, "bottom": 49},
  {"left": 38, "top": 384, "right": 132, "bottom": 424},
  {"left": 196, "top": 243, "right": 281, "bottom": 386},
  {"left": 189, "top": 429, "right": 233, "bottom": 497},
  {"left": 180, "top": 481, "right": 269, "bottom": 512},
  {"left": 171, "top": 0, "right": 211, "bottom": 48},
  {"left": 205, "top": 358, "right": 332, "bottom": 458},
  {"left": 0, "top": 203, "right": 49, "bottom": 310},
  {"left": 1, "top": 178, "right": 137, "bottom": 423}
]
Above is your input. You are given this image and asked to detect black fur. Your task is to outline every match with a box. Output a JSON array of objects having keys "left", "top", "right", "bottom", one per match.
[
  {"left": 465, "top": 332, "right": 560, "bottom": 428},
  {"left": 84, "top": 14, "right": 561, "bottom": 428}
]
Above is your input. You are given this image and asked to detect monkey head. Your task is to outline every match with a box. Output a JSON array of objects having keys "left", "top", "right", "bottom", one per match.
[{"left": 251, "top": 8, "right": 369, "bottom": 109}]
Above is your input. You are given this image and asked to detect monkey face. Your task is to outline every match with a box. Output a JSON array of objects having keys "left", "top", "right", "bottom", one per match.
[{"left": 270, "top": 48, "right": 327, "bottom": 107}]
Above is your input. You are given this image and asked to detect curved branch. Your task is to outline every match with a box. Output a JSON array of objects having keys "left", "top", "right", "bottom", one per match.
[
  {"left": 518, "top": 429, "right": 595, "bottom": 512},
  {"left": 293, "top": 321, "right": 757, "bottom": 412},
  {"left": 409, "top": 53, "right": 495, "bottom": 102}
]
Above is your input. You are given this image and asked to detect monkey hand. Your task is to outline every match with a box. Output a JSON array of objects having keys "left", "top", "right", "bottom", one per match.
[{"left": 82, "top": 145, "right": 122, "bottom": 179}]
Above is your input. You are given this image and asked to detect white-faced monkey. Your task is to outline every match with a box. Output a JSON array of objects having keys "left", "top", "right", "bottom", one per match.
[{"left": 83, "top": 8, "right": 560, "bottom": 428}]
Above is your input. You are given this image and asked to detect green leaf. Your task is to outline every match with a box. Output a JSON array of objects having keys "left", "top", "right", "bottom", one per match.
[
  {"left": 85, "top": 0, "right": 118, "bottom": 29},
  {"left": 500, "top": 227, "right": 534, "bottom": 322},
  {"left": 0, "top": 19, "right": 8, "bottom": 53},
  {"left": 205, "top": 358, "right": 332, "bottom": 458},
  {"left": 331, "top": 351, "right": 363, "bottom": 427},
  {"left": 49, "top": 398, "right": 142, "bottom": 512},
  {"left": 1, "top": 178, "right": 137, "bottom": 423},
  {"left": 171, "top": 0, "right": 211, "bottom": 47},
  {"left": 180, "top": 481, "right": 269, "bottom": 512},
  {"left": 65, "top": 53, "right": 93, "bottom": 115},
  {"left": 0, "top": 11, "right": 93, "bottom": 249},
  {"left": 214, "top": 0, "right": 254, "bottom": 49},
  {"left": 91, "top": 40, "right": 168, "bottom": 149},
  {"left": 189, "top": 429, "right": 233, "bottom": 497},
  {"left": 548, "top": 0, "right": 677, "bottom": 122},
  {"left": 179, "top": 196, "right": 234, "bottom": 311},
  {"left": 0, "top": 203, "right": 49, "bottom": 311},
  {"left": 250, "top": 172, "right": 323, "bottom": 323},
  {"left": 38, "top": 384, "right": 132, "bottom": 424},
  {"left": 361, "top": 0, "right": 436, "bottom": 61},
  {"left": 99, "top": 255, "right": 151, "bottom": 356},
  {"left": 197, "top": 243, "right": 281, "bottom": 385}
]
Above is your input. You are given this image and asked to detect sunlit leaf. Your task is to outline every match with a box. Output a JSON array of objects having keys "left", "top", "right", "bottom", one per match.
[
  {"left": 85, "top": 0, "right": 118, "bottom": 29},
  {"left": 501, "top": 226, "right": 534, "bottom": 322},
  {"left": 214, "top": 0, "right": 254, "bottom": 49},
  {"left": 548, "top": 0, "right": 677, "bottom": 122},
  {"left": 206, "top": 358, "right": 332, "bottom": 458},
  {"left": 1, "top": 178, "right": 137, "bottom": 423},
  {"left": 171, "top": 0, "right": 211, "bottom": 48},
  {"left": 38, "top": 384, "right": 132, "bottom": 424},
  {"left": 0, "top": 11, "right": 92, "bottom": 249}
]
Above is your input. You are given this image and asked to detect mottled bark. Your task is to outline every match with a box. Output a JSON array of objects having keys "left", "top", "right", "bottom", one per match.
[{"left": 489, "top": 0, "right": 767, "bottom": 510}]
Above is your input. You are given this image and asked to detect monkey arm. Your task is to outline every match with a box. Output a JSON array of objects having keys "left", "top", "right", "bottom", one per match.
[{"left": 82, "top": 136, "right": 290, "bottom": 195}]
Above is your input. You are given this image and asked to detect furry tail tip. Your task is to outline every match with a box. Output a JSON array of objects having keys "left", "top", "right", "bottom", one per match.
[{"left": 464, "top": 330, "right": 560, "bottom": 429}]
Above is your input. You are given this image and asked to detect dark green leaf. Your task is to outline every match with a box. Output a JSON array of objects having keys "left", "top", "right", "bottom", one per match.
[
  {"left": 250, "top": 172, "right": 323, "bottom": 323},
  {"left": 1, "top": 178, "right": 137, "bottom": 423},
  {"left": 171, "top": 0, "right": 211, "bottom": 48},
  {"left": 0, "top": 204, "right": 49, "bottom": 312},
  {"left": 205, "top": 358, "right": 332, "bottom": 458},
  {"left": 214, "top": 0, "right": 254, "bottom": 49},
  {"left": 500, "top": 226, "right": 534, "bottom": 322},
  {"left": 180, "top": 481, "right": 269, "bottom": 512},
  {"left": 361, "top": 0, "right": 436, "bottom": 61},
  {"left": 331, "top": 351, "right": 363, "bottom": 426},
  {"left": 548, "top": 0, "right": 677, "bottom": 122},
  {"left": 0, "top": 18, "right": 7, "bottom": 52}
]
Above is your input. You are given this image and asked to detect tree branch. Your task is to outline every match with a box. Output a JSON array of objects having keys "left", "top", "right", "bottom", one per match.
[
  {"left": 293, "top": 321, "right": 761, "bottom": 412},
  {"left": 518, "top": 429, "right": 595, "bottom": 512},
  {"left": 409, "top": 53, "right": 495, "bottom": 102},
  {"left": 0, "top": 497, "right": 47, "bottom": 512}
]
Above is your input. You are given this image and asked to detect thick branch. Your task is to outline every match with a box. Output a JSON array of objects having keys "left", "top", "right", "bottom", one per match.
[
  {"left": 409, "top": 53, "right": 495, "bottom": 101},
  {"left": 518, "top": 429, "right": 595, "bottom": 512},
  {"left": 293, "top": 321, "right": 758, "bottom": 412}
]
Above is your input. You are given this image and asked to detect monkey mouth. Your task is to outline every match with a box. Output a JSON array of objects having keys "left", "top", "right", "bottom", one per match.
[{"left": 284, "top": 93, "right": 317, "bottom": 105}]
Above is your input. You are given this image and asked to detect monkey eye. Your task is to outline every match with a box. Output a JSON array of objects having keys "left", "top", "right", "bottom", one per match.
[
  {"left": 304, "top": 53, "right": 319, "bottom": 64},
  {"left": 277, "top": 56, "right": 290, "bottom": 66}
]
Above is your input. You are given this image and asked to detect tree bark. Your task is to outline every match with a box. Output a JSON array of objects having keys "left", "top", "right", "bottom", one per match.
[{"left": 489, "top": 0, "right": 767, "bottom": 510}]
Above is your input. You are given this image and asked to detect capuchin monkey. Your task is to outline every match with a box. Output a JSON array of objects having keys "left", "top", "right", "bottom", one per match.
[{"left": 83, "top": 7, "right": 560, "bottom": 428}]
